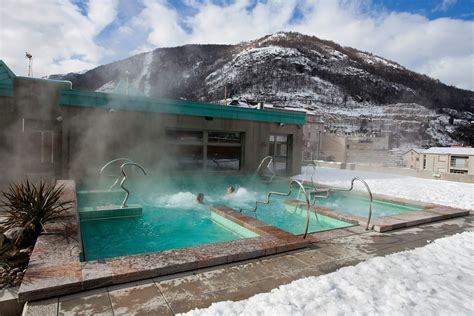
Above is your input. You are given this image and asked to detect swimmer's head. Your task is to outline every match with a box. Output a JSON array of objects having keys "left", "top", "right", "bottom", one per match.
[{"left": 196, "top": 193, "right": 205, "bottom": 204}]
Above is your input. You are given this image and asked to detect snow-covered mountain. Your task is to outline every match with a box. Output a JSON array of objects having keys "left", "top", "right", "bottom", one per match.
[{"left": 48, "top": 32, "right": 473, "bottom": 146}]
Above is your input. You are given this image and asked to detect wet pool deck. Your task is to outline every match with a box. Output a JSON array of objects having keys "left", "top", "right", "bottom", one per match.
[{"left": 23, "top": 214, "right": 473, "bottom": 315}]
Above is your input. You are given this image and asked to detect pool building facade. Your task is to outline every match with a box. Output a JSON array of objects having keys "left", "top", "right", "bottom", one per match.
[{"left": 0, "top": 60, "right": 305, "bottom": 187}]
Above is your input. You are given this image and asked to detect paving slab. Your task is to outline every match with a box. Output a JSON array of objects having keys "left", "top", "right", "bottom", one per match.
[
  {"left": 156, "top": 274, "right": 211, "bottom": 302},
  {"left": 58, "top": 289, "right": 112, "bottom": 316},
  {"left": 283, "top": 267, "right": 324, "bottom": 281},
  {"left": 291, "top": 249, "right": 333, "bottom": 266},
  {"left": 108, "top": 282, "right": 172, "bottom": 315},
  {"left": 22, "top": 297, "right": 58, "bottom": 316}
]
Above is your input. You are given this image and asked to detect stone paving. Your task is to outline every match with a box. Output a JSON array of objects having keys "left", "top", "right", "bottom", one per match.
[{"left": 23, "top": 215, "right": 473, "bottom": 316}]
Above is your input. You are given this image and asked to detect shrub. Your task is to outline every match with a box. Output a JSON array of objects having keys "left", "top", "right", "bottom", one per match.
[{"left": 0, "top": 179, "right": 73, "bottom": 248}]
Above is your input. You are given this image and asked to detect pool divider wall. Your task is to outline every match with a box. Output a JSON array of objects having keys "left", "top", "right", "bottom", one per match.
[{"left": 17, "top": 180, "right": 311, "bottom": 302}]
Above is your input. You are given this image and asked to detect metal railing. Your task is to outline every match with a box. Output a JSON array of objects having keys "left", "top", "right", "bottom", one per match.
[
  {"left": 309, "top": 177, "right": 373, "bottom": 230},
  {"left": 296, "top": 163, "right": 317, "bottom": 201},
  {"left": 120, "top": 162, "right": 147, "bottom": 208},
  {"left": 255, "top": 156, "right": 275, "bottom": 181},
  {"left": 239, "top": 179, "right": 316, "bottom": 238},
  {"left": 100, "top": 158, "right": 134, "bottom": 190}
]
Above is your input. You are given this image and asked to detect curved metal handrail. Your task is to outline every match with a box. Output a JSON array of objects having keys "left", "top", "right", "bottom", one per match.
[
  {"left": 240, "top": 179, "right": 315, "bottom": 239},
  {"left": 309, "top": 177, "right": 373, "bottom": 230},
  {"left": 100, "top": 158, "right": 134, "bottom": 191},
  {"left": 306, "top": 162, "right": 317, "bottom": 187},
  {"left": 255, "top": 156, "right": 275, "bottom": 181},
  {"left": 297, "top": 163, "right": 317, "bottom": 201},
  {"left": 120, "top": 162, "right": 147, "bottom": 208},
  {"left": 212, "top": 154, "right": 220, "bottom": 169}
]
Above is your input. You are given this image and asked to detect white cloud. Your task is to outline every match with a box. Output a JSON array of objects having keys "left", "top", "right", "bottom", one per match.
[
  {"left": 131, "top": 0, "right": 189, "bottom": 47},
  {"left": 434, "top": 0, "right": 457, "bottom": 12},
  {"left": 0, "top": 0, "right": 118, "bottom": 76}
]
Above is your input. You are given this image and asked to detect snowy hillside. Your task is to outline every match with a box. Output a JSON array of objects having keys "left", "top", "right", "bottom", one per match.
[{"left": 47, "top": 32, "right": 474, "bottom": 146}]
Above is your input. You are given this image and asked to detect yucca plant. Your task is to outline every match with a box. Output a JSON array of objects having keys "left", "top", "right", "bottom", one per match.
[{"left": 0, "top": 179, "right": 73, "bottom": 247}]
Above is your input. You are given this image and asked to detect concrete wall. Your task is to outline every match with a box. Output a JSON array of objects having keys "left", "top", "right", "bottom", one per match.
[
  {"left": 319, "top": 133, "right": 389, "bottom": 164},
  {"left": 319, "top": 133, "right": 347, "bottom": 162},
  {"left": 0, "top": 78, "right": 70, "bottom": 189}
]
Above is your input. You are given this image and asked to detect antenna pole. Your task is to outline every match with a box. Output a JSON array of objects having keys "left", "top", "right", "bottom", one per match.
[
  {"left": 224, "top": 84, "right": 227, "bottom": 106},
  {"left": 126, "top": 70, "right": 130, "bottom": 96},
  {"left": 25, "top": 52, "right": 33, "bottom": 77}
]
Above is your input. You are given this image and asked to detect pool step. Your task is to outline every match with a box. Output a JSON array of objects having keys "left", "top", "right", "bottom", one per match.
[
  {"left": 76, "top": 190, "right": 124, "bottom": 207},
  {"left": 79, "top": 204, "right": 142, "bottom": 220}
]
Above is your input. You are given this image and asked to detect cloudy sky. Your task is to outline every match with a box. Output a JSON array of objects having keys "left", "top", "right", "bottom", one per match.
[{"left": 1, "top": 0, "right": 473, "bottom": 90}]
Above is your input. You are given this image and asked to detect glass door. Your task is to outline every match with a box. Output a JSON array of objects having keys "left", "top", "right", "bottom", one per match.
[{"left": 269, "top": 134, "right": 291, "bottom": 174}]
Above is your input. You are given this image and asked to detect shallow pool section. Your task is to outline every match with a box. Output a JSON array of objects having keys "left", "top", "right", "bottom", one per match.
[
  {"left": 79, "top": 193, "right": 258, "bottom": 261},
  {"left": 314, "top": 191, "right": 423, "bottom": 218}
]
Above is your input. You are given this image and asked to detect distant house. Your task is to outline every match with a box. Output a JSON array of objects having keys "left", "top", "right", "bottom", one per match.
[
  {"left": 404, "top": 147, "right": 474, "bottom": 175},
  {"left": 402, "top": 149, "right": 422, "bottom": 169}
]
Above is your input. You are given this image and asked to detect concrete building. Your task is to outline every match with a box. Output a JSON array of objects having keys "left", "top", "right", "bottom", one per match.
[
  {"left": 402, "top": 149, "right": 422, "bottom": 169},
  {"left": 302, "top": 113, "right": 324, "bottom": 161},
  {"left": 319, "top": 133, "right": 390, "bottom": 164},
  {"left": 403, "top": 147, "right": 474, "bottom": 175},
  {"left": 0, "top": 60, "right": 305, "bottom": 188}
]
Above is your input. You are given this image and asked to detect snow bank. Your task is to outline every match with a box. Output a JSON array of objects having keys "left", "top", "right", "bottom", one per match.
[
  {"left": 181, "top": 232, "right": 474, "bottom": 315},
  {"left": 295, "top": 167, "right": 474, "bottom": 210}
]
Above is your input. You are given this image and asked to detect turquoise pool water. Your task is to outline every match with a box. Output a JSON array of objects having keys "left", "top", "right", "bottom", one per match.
[
  {"left": 313, "top": 191, "right": 422, "bottom": 218},
  {"left": 80, "top": 206, "right": 256, "bottom": 261},
  {"left": 78, "top": 175, "right": 420, "bottom": 261}
]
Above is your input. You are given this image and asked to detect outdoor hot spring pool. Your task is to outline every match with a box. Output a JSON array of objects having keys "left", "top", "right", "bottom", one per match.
[{"left": 77, "top": 175, "right": 422, "bottom": 261}]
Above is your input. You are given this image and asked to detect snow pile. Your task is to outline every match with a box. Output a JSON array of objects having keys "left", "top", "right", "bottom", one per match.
[
  {"left": 296, "top": 167, "right": 474, "bottom": 210},
  {"left": 181, "top": 232, "right": 474, "bottom": 315}
]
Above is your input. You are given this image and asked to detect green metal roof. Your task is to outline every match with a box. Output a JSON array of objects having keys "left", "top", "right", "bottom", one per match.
[
  {"left": 0, "top": 60, "right": 16, "bottom": 97},
  {"left": 60, "top": 89, "right": 306, "bottom": 124}
]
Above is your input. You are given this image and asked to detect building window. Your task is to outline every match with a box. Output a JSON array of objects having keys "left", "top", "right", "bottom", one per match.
[
  {"left": 423, "top": 155, "right": 426, "bottom": 169},
  {"left": 450, "top": 169, "right": 468, "bottom": 174},
  {"left": 206, "top": 132, "right": 242, "bottom": 171},
  {"left": 166, "top": 129, "right": 242, "bottom": 171},
  {"left": 450, "top": 156, "right": 468, "bottom": 169}
]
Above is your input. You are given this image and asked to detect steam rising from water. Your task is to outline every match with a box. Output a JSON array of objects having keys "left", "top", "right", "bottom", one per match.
[
  {"left": 148, "top": 187, "right": 259, "bottom": 210},
  {"left": 223, "top": 187, "right": 258, "bottom": 204},
  {"left": 154, "top": 191, "right": 208, "bottom": 209}
]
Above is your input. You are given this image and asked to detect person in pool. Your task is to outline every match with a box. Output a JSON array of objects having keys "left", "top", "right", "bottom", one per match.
[
  {"left": 196, "top": 193, "right": 205, "bottom": 204},
  {"left": 227, "top": 186, "right": 236, "bottom": 194}
]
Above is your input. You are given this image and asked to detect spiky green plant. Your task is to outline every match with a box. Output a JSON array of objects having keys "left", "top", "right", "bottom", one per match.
[{"left": 0, "top": 179, "right": 73, "bottom": 247}]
